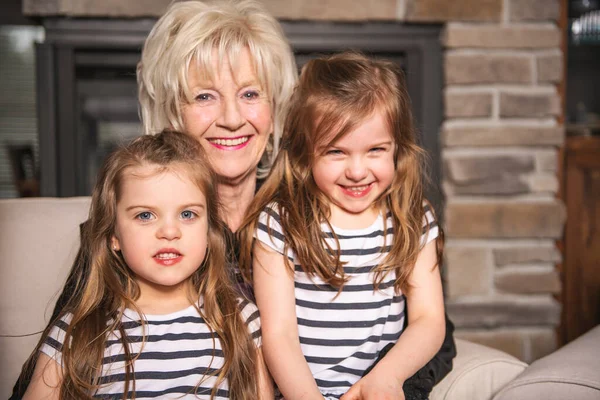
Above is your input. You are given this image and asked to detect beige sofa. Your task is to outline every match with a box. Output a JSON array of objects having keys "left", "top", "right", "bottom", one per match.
[{"left": 1, "top": 197, "right": 599, "bottom": 400}]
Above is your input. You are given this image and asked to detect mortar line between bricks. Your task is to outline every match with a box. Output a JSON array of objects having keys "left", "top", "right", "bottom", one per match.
[
  {"left": 446, "top": 49, "right": 554, "bottom": 56},
  {"left": 395, "top": 0, "right": 407, "bottom": 20},
  {"left": 445, "top": 194, "right": 558, "bottom": 202},
  {"left": 531, "top": 54, "right": 538, "bottom": 85},
  {"left": 502, "top": 0, "right": 510, "bottom": 24},
  {"left": 445, "top": 84, "right": 557, "bottom": 92},
  {"left": 443, "top": 118, "right": 559, "bottom": 127},
  {"left": 443, "top": 147, "right": 560, "bottom": 155},
  {"left": 445, "top": 239, "right": 559, "bottom": 246},
  {"left": 492, "top": 88, "right": 500, "bottom": 120}
]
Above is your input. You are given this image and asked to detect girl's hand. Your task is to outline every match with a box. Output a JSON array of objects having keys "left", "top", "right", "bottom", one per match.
[{"left": 340, "top": 372, "right": 405, "bottom": 400}]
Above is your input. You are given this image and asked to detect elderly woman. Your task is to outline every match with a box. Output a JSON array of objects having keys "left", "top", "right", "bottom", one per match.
[
  {"left": 12, "top": 1, "right": 455, "bottom": 399},
  {"left": 137, "top": 0, "right": 297, "bottom": 234}
]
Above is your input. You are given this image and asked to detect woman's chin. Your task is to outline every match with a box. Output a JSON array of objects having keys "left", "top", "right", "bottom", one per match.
[{"left": 212, "top": 163, "right": 258, "bottom": 186}]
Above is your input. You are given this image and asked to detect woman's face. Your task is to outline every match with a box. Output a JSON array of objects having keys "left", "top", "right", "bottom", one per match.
[{"left": 182, "top": 48, "right": 273, "bottom": 185}]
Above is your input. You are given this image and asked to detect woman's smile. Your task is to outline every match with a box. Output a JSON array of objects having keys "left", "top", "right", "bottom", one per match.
[{"left": 206, "top": 135, "right": 252, "bottom": 150}]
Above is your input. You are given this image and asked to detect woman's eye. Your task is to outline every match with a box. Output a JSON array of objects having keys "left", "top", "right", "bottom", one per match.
[
  {"left": 242, "top": 90, "right": 260, "bottom": 100},
  {"left": 181, "top": 210, "right": 197, "bottom": 220},
  {"left": 370, "top": 147, "right": 386, "bottom": 153},
  {"left": 136, "top": 212, "right": 154, "bottom": 221},
  {"left": 195, "top": 93, "right": 214, "bottom": 102},
  {"left": 326, "top": 149, "right": 343, "bottom": 156}
]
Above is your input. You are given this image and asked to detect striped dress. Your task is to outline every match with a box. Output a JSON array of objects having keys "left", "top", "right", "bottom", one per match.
[
  {"left": 255, "top": 204, "right": 438, "bottom": 399},
  {"left": 40, "top": 299, "right": 261, "bottom": 399}
]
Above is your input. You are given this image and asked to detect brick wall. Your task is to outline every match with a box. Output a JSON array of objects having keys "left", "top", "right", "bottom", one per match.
[
  {"left": 439, "top": 0, "right": 564, "bottom": 363},
  {"left": 24, "top": 0, "right": 566, "bottom": 362}
]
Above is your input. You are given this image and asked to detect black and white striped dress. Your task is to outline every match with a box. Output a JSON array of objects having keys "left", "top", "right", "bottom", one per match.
[
  {"left": 256, "top": 204, "right": 438, "bottom": 399},
  {"left": 40, "top": 299, "right": 261, "bottom": 399}
]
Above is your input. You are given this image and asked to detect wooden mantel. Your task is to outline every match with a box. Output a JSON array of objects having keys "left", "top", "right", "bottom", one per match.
[{"left": 22, "top": 0, "right": 512, "bottom": 22}]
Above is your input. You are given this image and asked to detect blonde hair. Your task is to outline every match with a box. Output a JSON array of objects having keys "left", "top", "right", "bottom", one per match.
[
  {"left": 241, "top": 52, "right": 442, "bottom": 294},
  {"left": 21, "top": 131, "right": 259, "bottom": 399},
  {"left": 137, "top": 0, "right": 298, "bottom": 178}
]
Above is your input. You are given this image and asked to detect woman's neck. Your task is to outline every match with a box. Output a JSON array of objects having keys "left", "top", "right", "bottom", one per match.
[{"left": 218, "top": 176, "right": 256, "bottom": 232}]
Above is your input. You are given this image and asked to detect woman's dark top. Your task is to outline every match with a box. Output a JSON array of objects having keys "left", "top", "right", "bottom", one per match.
[{"left": 11, "top": 224, "right": 456, "bottom": 400}]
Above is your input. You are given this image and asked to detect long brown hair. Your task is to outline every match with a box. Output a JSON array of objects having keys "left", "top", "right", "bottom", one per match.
[
  {"left": 240, "top": 52, "right": 442, "bottom": 294},
  {"left": 21, "top": 131, "right": 259, "bottom": 399}
]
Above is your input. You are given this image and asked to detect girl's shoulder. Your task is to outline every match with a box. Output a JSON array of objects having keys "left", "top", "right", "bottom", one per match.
[
  {"left": 422, "top": 199, "right": 436, "bottom": 215},
  {"left": 256, "top": 201, "right": 283, "bottom": 225},
  {"left": 254, "top": 201, "right": 295, "bottom": 258},
  {"left": 237, "top": 298, "right": 259, "bottom": 324},
  {"left": 39, "top": 312, "right": 76, "bottom": 365},
  {"left": 389, "top": 200, "right": 437, "bottom": 227},
  {"left": 421, "top": 200, "right": 439, "bottom": 245},
  {"left": 421, "top": 200, "right": 437, "bottom": 227},
  {"left": 236, "top": 298, "right": 262, "bottom": 343},
  {"left": 261, "top": 201, "right": 283, "bottom": 219},
  {"left": 386, "top": 200, "right": 438, "bottom": 244},
  {"left": 46, "top": 312, "right": 74, "bottom": 340},
  {"left": 256, "top": 201, "right": 285, "bottom": 238}
]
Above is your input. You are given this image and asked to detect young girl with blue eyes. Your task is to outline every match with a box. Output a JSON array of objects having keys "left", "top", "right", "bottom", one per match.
[
  {"left": 240, "top": 52, "right": 446, "bottom": 400},
  {"left": 22, "top": 131, "right": 271, "bottom": 400}
]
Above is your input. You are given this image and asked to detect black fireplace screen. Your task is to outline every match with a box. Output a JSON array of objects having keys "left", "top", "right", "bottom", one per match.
[{"left": 36, "top": 19, "right": 442, "bottom": 210}]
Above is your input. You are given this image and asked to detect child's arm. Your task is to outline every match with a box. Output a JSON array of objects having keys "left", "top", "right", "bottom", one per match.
[
  {"left": 256, "top": 347, "right": 275, "bottom": 399},
  {"left": 22, "top": 353, "right": 62, "bottom": 400},
  {"left": 253, "top": 241, "right": 324, "bottom": 400},
  {"left": 342, "top": 240, "right": 446, "bottom": 400}
]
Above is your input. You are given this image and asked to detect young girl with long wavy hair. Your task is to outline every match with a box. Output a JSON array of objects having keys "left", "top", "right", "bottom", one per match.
[
  {"left": 240, "top": 52, "right": 446, "bottom": 400},
  {"left": 22, "top": 131, "right": 271, "bottom": 400}
]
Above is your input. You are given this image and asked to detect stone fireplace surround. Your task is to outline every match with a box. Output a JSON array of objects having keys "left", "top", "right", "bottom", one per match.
[{"left": 25, "top": 0, "right": 565, "bottom": 363}]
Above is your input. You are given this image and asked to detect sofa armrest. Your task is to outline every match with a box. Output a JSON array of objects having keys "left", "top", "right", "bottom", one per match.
[
  {"left": 431, "top": 339, "right": 527, "bottom": 400},
  {"left": 493, "top": 325, "right": 600, "bottom": 400},
  {"left": 0, "top": 197, "right": 91, "bottom": 399}
]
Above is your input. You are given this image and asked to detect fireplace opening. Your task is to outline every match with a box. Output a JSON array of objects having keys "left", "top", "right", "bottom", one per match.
[{"left": 36, "top": 19, "right": 442, "bottom": 212}]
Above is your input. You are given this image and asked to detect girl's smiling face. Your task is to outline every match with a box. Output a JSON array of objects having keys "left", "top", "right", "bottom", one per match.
[
  {"left": 111, "top": 164, "right": 208, "bottom": 304},
  {"left": 311, "top": 111, "right": 395, "bottom": 229}
]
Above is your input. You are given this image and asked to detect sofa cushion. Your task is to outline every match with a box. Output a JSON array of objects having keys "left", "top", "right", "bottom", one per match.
[
  {"left": 431, "top": 338, "right": 528, "bottom": 400},
  {"left": 493, "top": 325, "right": 600, "bottom": 400},
  {"left": 0, "top": 197, "right": 91, "bottom": 398}
]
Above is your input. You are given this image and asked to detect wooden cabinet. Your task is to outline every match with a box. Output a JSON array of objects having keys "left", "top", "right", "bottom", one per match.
[{"left": 562, "top": 135, "right": 600, "bottom": 343}]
